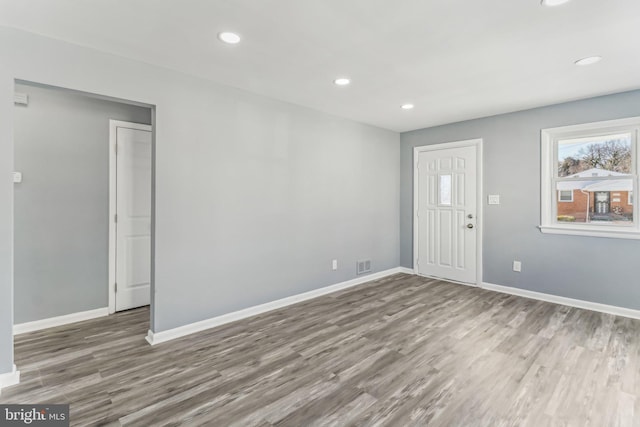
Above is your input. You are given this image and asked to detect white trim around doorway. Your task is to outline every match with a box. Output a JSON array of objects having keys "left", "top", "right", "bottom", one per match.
[
  {"left": 108, "top": 120, "right": 153, "bottom": 314},
  {"left": 412, "top": 138, "right": 484, "bottom": 286},
  {"left": 0, "top": 364, "right": 20, "bottom": 394}
]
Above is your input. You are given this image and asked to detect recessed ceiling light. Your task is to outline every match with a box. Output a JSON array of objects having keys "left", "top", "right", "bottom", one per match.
[
  {"left": 334, "top": 78, "right": 351, "bottom": 86},
  {"left": 218, "top": 32, "right": 241, "bottom": 44},
  {"left": 401, "top": 104, "right": 414, "bottom": 110},
  {"left": 575, "top": 56, "right": 602, "bottom": 66},
  {"left": 541, "top": 0, "right": 571, "bottom": 6}
]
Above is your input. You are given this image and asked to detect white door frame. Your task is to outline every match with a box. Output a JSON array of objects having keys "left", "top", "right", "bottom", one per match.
[
  {"left": 108, "top": 120, "right": 153, "bottom": 314},
  {"left": 413, "top": 138, "right": 483, "bottom": 286}
]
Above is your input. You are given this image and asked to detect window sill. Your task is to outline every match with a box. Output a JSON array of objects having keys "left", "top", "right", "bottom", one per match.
[{"left": 538, "top": 225, "right": 640, "bottom": 239}]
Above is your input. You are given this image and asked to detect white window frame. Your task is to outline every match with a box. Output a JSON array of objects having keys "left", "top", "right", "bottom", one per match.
[
  {"left": 558, "top": 190, "right": 573, "bottom": 202},
  {"left": 540, "top": 116, "right": 640, "bottom": 239},
  {"left": 629, "top": 191, "right": 634, "bottom": 206}
]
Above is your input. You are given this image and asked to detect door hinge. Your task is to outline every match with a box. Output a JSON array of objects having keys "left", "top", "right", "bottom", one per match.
[
  {"left": 114, "top": 143, "right": 118, "bottom": 155},
  {"left": 114, "top": 282, "right": 118, "bottom": 293},
  {"left": 114, "top": 214, "right": 118, "bottom": 223}
]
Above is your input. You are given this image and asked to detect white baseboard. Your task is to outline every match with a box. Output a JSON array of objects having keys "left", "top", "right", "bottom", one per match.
[
  {"left": 13, "top": 307, "right": 109, "bottom": 335},
  {"left": 397, "top": 267, "right": 415, "bottom": 275},
  {"left": 147, "top": 267, "right": 407, "bottom": 345},
  {"left": 481, "top": 282, "right": 640, "bottom": 320},
  {"left": 145, "top": 329, "right": 155, "bottom": 345},
  {"left": 0, "top": 364, "right": 20, "bottom": 394}
]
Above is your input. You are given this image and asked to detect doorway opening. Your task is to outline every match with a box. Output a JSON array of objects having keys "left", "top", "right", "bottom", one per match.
[{"left": 12, "top": 80, "right": 154, "bottom": 333}]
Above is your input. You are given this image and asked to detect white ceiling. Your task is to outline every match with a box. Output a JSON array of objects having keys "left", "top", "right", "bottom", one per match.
[{"left": 1, "top": 0, "right": 639, "bottom": 132}]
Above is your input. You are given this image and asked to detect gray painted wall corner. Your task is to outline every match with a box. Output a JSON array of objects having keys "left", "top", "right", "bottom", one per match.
[{"left": 0, "top": 72, "right": 15, "bottom": 374}]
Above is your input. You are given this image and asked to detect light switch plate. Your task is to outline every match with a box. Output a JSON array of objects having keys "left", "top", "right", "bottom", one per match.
[
  {"left": 488, "top": 194, "right": 500, "bottom": 205},
  {"left": 13, "top": 172, "right": 22, "bottom": 183},
  {"left": 14, "top": 92, "right": 28, "bottom": 106}
]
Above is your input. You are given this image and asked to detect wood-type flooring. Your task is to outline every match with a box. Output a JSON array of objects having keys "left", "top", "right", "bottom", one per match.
[{"left": 2, "top": 273, "right": 638, "bottom": 426}]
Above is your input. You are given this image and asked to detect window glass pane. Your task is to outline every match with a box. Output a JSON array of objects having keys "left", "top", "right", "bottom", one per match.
[
  {"left": 556, "top": 179, "right": 633, "bottom": 225},
  {"left": 557, "top": 133, "right": 632, "bottom": 177},
  {"left": 439, "top": 174, "right": 452, "bottom": 205},
  {"left": 558, "top": 190, "right": 573, "bottom": 202}
]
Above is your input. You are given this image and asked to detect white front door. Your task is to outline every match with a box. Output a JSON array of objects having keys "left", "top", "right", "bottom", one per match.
[
  {"left": 115, "top": 125, "right": 152, "bottom": 311},
  {"left": 414, "top": 142, "right": 479, "bottom": 284}
]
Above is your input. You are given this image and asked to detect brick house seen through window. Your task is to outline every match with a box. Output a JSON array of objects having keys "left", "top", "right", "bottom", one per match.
[{"left": 557, "top": 168, "right": 633, "bottom": 224}]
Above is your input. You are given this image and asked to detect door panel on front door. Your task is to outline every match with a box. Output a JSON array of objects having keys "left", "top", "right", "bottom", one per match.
[{"left": 416, "top": 145, "right": 477, "bottom": 284}]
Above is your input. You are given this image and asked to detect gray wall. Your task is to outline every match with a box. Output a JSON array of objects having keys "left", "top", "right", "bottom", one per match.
[
  {"left": 13, "top": 83, "right": 151, "bottom": 324},
  {"left": 152, "top": 84, "right": 400, "bottom": 332},
  {"left": 0, "top": 27, "right": 400, "bottom": 373},
  {"left": 401, "top": 89, "right": 640, "bottom": 310},
  {"left": 0, "top": 60, "right": 14, "bottom": 374}
]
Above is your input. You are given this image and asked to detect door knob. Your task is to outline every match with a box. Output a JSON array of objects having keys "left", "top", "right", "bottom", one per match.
[
  {"left": 467, "top": 223, "right": 474, "bottom": 229},
  {"left": 467, "top": 214, "right": 473, "bottom": 219}
]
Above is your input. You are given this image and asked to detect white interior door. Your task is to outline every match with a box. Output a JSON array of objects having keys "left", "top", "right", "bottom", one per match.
[
  {"left": 115, "top": 126, "right": 152, "bottom": 311},
  {"left": 415, "top": 143, "right": 478, "bottom": 284}
]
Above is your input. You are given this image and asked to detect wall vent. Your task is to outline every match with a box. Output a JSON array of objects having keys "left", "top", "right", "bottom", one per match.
[{"left": 356, "top": 259, "right": 371, "bottom": 275}]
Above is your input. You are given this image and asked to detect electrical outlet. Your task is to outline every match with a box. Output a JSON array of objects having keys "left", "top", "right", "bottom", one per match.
[
  {"left": 513, "top": 260, "right": 522, "bottom": 272},
  {"left": 332, "top": 259, "right": 338, "bottom": 271},
  {"left": 488, "top": 195, "right": 500, "bottom": 205}
]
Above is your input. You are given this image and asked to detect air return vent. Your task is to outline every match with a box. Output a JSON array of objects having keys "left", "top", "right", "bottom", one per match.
[{"left": 356, "top": 259, "right": 371, "bottom": 275}]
